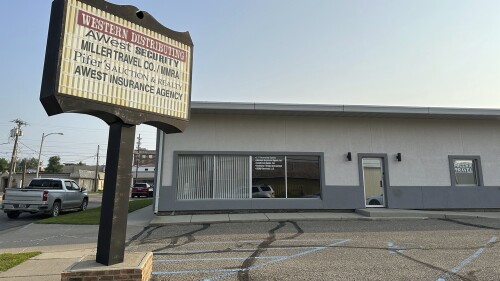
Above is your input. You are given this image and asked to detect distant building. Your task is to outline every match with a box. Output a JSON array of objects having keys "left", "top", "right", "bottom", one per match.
[
  {"left": 132, "top": 148, "right": 157, "bottom": 185},
  {"left": 1, "top": 165, "right": 105, "bottom": 192}
]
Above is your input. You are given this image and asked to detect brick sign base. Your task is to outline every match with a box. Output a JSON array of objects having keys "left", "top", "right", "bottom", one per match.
[{"left": 61, "top": 252, "right": 152, "bottom": 281}]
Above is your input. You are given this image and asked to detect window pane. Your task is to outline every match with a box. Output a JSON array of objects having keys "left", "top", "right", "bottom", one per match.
[
  {"left": 177, "top": 155, "right": 213, "bottom": 199},
  {"left": 252, "top": 156, "right": 285, "bottom": 198},
  {"left": 287, "top": 156, "right": 321, "bottom": 198},
  {"left": 453, "top": 159, "right": 477, "bottom": 185}
]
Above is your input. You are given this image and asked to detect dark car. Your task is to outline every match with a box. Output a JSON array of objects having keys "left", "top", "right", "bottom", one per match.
[
  {"left": 252, "top": 184, "right": 275, "bottom": 198},
  {"left": 131, "top": 183, "right": 151, "bottom": 198}
]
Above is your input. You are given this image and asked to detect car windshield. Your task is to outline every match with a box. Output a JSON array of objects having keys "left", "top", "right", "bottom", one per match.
[{"left": 134, "top": 184, "right": 147, "bottom": 188}]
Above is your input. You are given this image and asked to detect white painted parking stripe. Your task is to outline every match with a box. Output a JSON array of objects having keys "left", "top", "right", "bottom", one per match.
[
  {"left": 154, "top": 256, "right": 288, "bottom": 263},
  {"left": 143, "top": 239, "right": 338, "bottom": 247},
  {"left": 154, "top": 246, "right": 329, "bottom": 254},
  {"left": 436, "top": 235, "right": 497, "bottom": 281},
  {"left": 387, "top": 241, "right": 405, "bottom": 254},
  {"left": 204, "top": 239, "right": 351, "bottom": 281},
  {"left": 152, "top": 239, "right": 351, "bottom": 279}
]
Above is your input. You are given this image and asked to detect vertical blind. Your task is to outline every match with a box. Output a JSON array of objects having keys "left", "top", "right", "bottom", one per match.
[
  {"left": 214, "top": 156, "right": 250, "bottom": 199},
  {"left": 177, "top": 155, "right": 250, "bottom": 200},
  {"left": 177, "top": 155, "right": 213, "bottom": 200}
]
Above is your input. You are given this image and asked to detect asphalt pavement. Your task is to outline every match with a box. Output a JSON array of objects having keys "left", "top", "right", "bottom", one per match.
[{"left": 0, "top": 207, "right": 500, "bottom": 281}]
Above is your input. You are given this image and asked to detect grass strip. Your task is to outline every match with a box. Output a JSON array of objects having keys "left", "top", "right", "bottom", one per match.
[
  {"left": 36, "top": 198, "right": 152, "bottom": 225},
  {"left": 0, "top": 252, "right": 41, "bottom": 272}
]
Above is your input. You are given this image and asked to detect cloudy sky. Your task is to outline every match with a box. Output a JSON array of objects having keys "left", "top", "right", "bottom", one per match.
[{"left": 1, "top": 0, "right": 500, "bottom": 165}]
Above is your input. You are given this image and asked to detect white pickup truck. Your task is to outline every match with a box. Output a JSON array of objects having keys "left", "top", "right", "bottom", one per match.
[{"left": 1, "top": 178, "right": 88, "bottom": 219}]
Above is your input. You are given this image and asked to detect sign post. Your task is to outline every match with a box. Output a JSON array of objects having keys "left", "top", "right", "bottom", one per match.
[{"left": 40, "top": 0, "right": 193, "bottom": 265}]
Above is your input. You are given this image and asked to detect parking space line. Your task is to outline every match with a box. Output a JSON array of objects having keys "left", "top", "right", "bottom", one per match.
[
  {"left": 387, "top": 241, "right": 405, "bottom": 254},
  {"left": 154, "top": 256, "right": 288, "bottom": 263},
  {"left": 204, "top": 239, "right": 351, "bottom": 281},
  {"left": 151, "top": 239, "right": 350, "bottom": 280},
  {"left": 436, "top": 235, "right": 497, "bottom": 281},
  {"left": 154, "top": 246, "right": 333, "bottom": 254},
  {"left": 148, "top": 239, "right": 338, "bottom": 247}
]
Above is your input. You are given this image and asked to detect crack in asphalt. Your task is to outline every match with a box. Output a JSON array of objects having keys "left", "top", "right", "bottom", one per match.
[
  {"left": 152, "top": 224, "right": 211, "bottom": 252},
  {"left": 439, "top": 218, "right": 500, "bottom": 230},
  {"left": 237, "top": 220, "right": 304, "bottom": 281}
]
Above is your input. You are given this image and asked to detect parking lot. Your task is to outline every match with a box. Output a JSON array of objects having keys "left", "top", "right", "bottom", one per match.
[{"left": 127, "top": 219, "right": 500, "bottom": 281}]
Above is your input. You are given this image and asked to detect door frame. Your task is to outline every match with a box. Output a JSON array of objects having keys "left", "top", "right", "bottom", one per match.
[{"left": 358, "top": 153, "right": 390, "bottom": 208}]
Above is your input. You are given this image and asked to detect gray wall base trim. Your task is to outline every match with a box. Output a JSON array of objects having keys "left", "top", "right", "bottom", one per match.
[
  {"left": 157, "top": 185, "right": 500, "bottom": 212},
  {"left": 388, "top": 186, "right": 500, "bottom": 209}
]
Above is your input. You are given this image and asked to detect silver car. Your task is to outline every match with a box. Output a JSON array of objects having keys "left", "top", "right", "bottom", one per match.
[{"left": 252, "top": 184, "right": 275, "bottom": 198}]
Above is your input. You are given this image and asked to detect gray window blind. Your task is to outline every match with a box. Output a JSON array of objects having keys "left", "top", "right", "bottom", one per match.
[
  {"left": 214, "top": 156, "right": 250, "bottom": 199},
  {"left": 177, "top": 155, "right": 213, "bottom": 200}
]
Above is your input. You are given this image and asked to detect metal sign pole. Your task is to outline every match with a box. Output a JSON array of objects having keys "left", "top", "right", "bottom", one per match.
[{"left": 96, "top": 122, "right": 136, "bottom": 265}]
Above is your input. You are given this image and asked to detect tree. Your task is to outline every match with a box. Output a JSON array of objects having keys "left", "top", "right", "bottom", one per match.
[
  {"left": 0, "top": 158, "right": 8, "bottom": 173},
  {"left": 46, "top": 156, "right": 64, "bottom": 173},
  {"left": 17, "top": 157, "right": 39, "bottom": 171}
]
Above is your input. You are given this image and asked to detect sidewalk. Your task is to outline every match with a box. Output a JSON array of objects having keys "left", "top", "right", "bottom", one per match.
[
  {"left": 1, "top": 208, "right": 499, "bottom": 281},
  {"left": 150, "top": 209, "right": 500, "bottom": 224},
  {"left": 0, "top": 206, "right": 153, "bottom": 281}
]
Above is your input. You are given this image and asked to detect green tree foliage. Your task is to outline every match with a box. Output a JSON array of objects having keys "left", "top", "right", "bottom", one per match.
[
  {"left": 0, "top": 158, "right": 8, "bottom": 173},
  {"left": 17, "top": 158, "right": 39, "bottom": 171},
  {"left": 46, "top": 156, "right": 64, "bottom": 173}
]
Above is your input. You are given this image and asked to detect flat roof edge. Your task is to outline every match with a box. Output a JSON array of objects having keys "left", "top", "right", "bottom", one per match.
[{"left": 191, "top": 101, "right": 500, "bottom": 119}]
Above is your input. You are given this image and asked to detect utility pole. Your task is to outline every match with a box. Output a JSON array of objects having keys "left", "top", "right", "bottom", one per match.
[
  {"left": 135, "top": 134, "right": 141, "bottom": 185},
  {"left": 22, "top": 159, "right": 27, "bottom": 188},
  {"left": 7, "top": 119, "right": 27, "bottom": 189},
  {"left": 94, "top": 145, "right": 99, "bottom": 192}
]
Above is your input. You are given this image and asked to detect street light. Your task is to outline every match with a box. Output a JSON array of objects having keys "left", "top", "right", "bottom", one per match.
[{"left": 36, "top": 132, "right": 63, "bottom": 178}]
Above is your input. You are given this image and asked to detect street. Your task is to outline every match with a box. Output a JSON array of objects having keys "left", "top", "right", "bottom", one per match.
[
  {"left": 125, "top": 219, "right": 500, "bottom": 281},
  {"left": 0, "top": 193, "right": 102, "bottom": 232}
]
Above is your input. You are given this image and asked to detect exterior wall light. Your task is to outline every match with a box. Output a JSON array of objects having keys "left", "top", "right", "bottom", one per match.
[
  {"left": 396, "top": 153, "right": 402, "bottom": 162},
  {"left": 346, "top": 152, "right": 352, "bottom": 161}
]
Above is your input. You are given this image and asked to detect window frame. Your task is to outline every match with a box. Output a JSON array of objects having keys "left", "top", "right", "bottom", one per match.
[
  {"left": 173, "top": 151, "right": 324, "bottom": 200},
  {"left": 448, "top": 155, "right": 483, "bottom": 187}
]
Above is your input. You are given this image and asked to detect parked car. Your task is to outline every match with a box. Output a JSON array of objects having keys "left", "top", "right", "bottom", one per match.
[
  {"left": 252, "top": 184, "right": 275, "bottom": 198},
  {"left": 1, "top": 178, "right": 88, "bottom": 219},
  {"left": 131, "top": 183, "right": 151, "bottom": 198}
]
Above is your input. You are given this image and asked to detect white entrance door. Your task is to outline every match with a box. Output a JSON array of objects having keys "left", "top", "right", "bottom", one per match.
[{"left": 362, "top": 158, "right": 386, "bottom": 207}]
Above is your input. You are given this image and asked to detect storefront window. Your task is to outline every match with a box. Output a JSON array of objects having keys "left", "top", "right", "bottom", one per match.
[{"left": 177, "top": 153, "right": 321, "bottom": 200}]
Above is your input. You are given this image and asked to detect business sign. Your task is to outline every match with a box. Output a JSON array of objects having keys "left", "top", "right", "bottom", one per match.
[
  {"left": 40, "top": 0, "right": 193, "bottom": 133},
  {"left": 454, "top": 160, "right": 474, "bottom": 174},
  {"left": 253, "top": 156, "right": 284, "bottom": 171}
]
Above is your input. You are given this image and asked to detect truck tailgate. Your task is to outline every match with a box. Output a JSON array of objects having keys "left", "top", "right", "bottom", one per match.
[{"left": 5, "top": 189, "right": 44, "bottom": 203}]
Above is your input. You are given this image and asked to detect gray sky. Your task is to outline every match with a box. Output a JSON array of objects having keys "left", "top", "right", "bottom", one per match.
[{"left": 1, "top": 0, "right": 500, "bottom": 165}]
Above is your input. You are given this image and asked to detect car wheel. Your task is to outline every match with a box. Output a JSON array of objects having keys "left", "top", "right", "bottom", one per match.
[
  {"left": 51, "top": 201, "right": 61, "bottom": 217},
  {"left": 7, "top": 211, "right": 20, "bottom": 219},
  {"left": 369, "top": 199, "right": 381, "bottom": 205},
  {"left": 131, "top": 194, "right": 135, "bottom": 198},
  {"left": 80, "top": 198, "right": 88, "bottom": 211}
]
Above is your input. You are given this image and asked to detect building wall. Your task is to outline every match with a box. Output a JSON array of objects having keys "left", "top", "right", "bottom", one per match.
[{"left": 157, "top": 113, "right": 500, "bottom": 211}]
